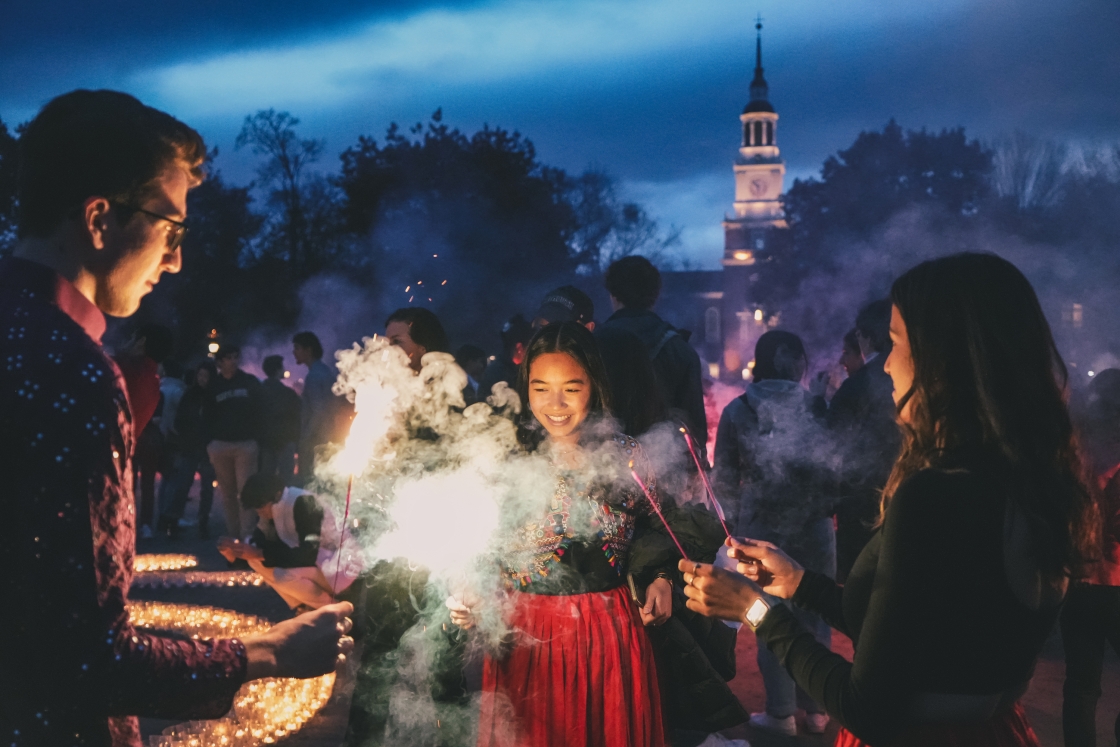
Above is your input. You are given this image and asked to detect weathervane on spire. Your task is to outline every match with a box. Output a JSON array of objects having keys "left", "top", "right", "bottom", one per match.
[{"left": 755, "top": 12, "right": 764, "bottom": 32}]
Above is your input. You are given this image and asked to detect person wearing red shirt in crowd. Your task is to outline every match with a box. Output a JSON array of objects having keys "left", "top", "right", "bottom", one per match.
[
  {"left": 115, "top": 323, "right": 175, "bottom": 539},
  {"left": 0, "top": 89, "right": 353, "bottom": 747}
]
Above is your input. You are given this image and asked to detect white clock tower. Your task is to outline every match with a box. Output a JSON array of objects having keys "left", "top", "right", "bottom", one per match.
[{"left": 719, "top": 18, "right": 791, "bottom": 375}]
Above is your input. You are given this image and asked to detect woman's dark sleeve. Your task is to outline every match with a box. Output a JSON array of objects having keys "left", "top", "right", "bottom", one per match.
[
  {"left": 790, "top": 570, "right": 851, "bottom": 638},
  {"left": 755, "top": 471, "right": 958, "bottom": 745}
]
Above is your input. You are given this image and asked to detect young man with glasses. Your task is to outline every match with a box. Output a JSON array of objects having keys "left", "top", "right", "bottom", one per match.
[{"left": 0, "top": 90, "right": 354, "bottom": 747}]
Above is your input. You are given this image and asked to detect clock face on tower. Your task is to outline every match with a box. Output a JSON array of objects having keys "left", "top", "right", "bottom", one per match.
[{"left": 750, "top": 178, "right": 768, "bottom": 197}]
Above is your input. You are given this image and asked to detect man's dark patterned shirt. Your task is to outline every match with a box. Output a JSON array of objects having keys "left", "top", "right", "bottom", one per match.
[{"left": 0, "top": 258, "right": 247, "bottom": 747}]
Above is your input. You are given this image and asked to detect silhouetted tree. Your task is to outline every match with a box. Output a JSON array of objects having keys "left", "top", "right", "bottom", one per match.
[
  {"left": 0, "top": 117, "right": 19, "bottom": 256},
  {"left": 565, "top": 169, "right": 680, "bottom": 270},
  {"left": 236, "top": 109, "right": 330, "bottom": 277},
  {"left": 785, "top": 119, "right": 992, "bottom": 274}
]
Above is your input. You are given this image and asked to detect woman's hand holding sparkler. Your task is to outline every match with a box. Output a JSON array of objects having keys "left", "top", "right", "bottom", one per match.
[
  {"left": 639, "top": 577, "right": 672, "bottom": 626},
  {"left": 678, "top": 560, "right": 762, "bottom": 622},
  {"left": 446, "top": 594, "right": 479, "bottom": 630},
  {"left": 725, "top": 536, "right": 805, "bottom": 600},
  {"left": 245, "top": 601, "right": 355, "bottom": 680}
]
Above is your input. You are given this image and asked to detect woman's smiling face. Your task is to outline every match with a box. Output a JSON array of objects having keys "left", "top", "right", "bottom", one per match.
[{"left": 528, "top": 352, "right": 592, "bottom": 446}]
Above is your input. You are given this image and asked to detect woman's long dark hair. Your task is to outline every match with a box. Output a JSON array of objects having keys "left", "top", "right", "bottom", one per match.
[
  {"left": 516, "top": 322, "right": 614, "bottom": 449},
  {"left": 884, "top": 252, "right": 1099, "bottom": 576}
]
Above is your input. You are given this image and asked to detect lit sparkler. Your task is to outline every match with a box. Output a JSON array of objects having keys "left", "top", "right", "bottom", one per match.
[
  {"left": 629, "top": 461, "right": 690, "bottom": 561},
  {"left": 332, "top": 473, "right": 354, "bottom": 600},
  {"left": 679, "top": 427, "right": 731, "bottom": 539}
]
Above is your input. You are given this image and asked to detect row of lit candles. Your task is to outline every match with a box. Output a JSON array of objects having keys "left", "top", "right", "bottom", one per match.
[
  {"left": 131, "top": 601, "right": 335, "bottom": 746},
  {"left": 134, "top": 554, "right": 200, "bottom": 572},
  {"left": 132, "top": 571, "right": 264, "bottom": 589}
]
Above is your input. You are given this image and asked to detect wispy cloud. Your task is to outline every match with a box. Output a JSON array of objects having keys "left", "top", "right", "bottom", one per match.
[{"left": 133, "top": 0, "right": 969, "bottom": 117}]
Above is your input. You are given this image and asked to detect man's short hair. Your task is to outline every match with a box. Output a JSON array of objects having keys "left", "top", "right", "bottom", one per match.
[
  {"left": 262, "top": 355, "right": 284, "bottom": 378},
  {"left": 17, "top": 89, "right": 206, "bottom": 239},
  {"left": 385, "top": 308, "right": 449, "bottom": 354},
  {"left": 136, "top": 323, "right": 174, "bottom": 363},
  {"left": 604, "top": 256, "right": 661, "bottom": 310},
  {"left": 215, "top": 344, "right": 241, "bottom": 361},
  {"left": 240, "top": 474, "right": 287, "bottom": 510},
  {"left": 292, "top": 331, "right": 323, "bottom": 359},
  {"left": 536, "top": 285, "right": 595, "bottom": 325},
  {"left": 855, "top": 299, "right": 893, "bottom": 354}
]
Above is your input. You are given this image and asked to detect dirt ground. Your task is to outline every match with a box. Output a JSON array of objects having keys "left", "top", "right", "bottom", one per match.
[{"left": 134, "top": 488, "right": 1119, "bottom": 746}]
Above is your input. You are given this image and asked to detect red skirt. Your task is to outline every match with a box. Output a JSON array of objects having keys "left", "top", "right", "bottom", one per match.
[
  {"left": 477, "top": 585, "right": 667, "bottom": 747},
  {"left": 834, "top": 702, "right": 1041, "bottom": 747}
]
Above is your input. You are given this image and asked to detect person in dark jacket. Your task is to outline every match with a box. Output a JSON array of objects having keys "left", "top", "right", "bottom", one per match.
[
  {"left": 822, "top": 300, "right": 900, "bottom": 582},
  {"left": 205, "top": 344, "right": 261, "bottom": 539},
  {"left": 601, "top": 255, "right": 707, "bottom": 455},
  {"left": 257, "top": 354, "right": 301, "bottom": 483},
  {"left": 713, "top": 330, "right": 835, "bottom": 736},
  {"left": 160, "top": 361, "right": 218, "bottom": 538}
]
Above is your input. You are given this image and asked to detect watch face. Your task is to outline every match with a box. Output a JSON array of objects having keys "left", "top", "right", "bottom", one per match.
[
  {"left": 745, "top": 597, "right": 769, "bottom": 627},
  {"left": 750, "top": 179, "right": 768, "bottom": 197}
]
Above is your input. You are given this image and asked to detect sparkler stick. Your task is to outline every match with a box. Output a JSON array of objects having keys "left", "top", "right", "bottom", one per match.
[
  {"left": 679, "top": 427, "right": 731, "bottom": 539},
  {"left": 332, "top": 474, "right": 354, "bottom": 600},
  {"left": 630, "top": 461, "right": 690, "bottom": 561}
]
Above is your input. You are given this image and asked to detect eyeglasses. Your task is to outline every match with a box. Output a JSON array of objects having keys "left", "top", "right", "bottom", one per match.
[{"left": 131, "top": 207, "right": 189, "bottom": 252}]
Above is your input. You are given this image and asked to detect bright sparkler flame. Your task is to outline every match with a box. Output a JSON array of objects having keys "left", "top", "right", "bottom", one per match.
[
  {"left": 331, "top": 382, "right": 400, "bottom": 476},
  {"left": 371, "top": 468, "right": 500, "bottom": 580}
]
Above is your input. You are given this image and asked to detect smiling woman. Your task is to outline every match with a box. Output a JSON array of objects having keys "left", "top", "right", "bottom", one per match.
[{"left": 449, "top": 322, "right": 683, "bottom": 746}]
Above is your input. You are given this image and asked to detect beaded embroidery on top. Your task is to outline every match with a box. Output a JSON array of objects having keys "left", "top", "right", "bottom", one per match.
[{"left": 505, "top": 435, "right": 655, "bottom": 588}]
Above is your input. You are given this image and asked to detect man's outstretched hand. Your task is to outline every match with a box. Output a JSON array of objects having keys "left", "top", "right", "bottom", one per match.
[{"left": 245, "top": 601, "right": 354, "bottom": 680}]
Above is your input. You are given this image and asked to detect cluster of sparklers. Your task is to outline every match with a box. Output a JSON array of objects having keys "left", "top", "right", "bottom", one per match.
[{"left": 131, "top": 601, "right": 335, "bottom": 747}]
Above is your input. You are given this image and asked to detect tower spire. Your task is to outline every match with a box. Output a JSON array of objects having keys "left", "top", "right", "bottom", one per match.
[
  {"left": 755, "top": 14, "right": 763, "bottom": 72},
  {"left": 749, "top": 14, "right": 769, "bottom": 104}
]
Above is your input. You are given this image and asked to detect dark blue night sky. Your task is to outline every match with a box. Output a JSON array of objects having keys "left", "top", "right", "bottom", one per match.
[{"left": 2, "top": 0, "right": 1117, "bottom": 267}]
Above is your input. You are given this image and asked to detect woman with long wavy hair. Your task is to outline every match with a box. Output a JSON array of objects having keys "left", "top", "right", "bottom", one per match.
[{"left": 678, "top": 253, "right": 1100, "bottom": 746}]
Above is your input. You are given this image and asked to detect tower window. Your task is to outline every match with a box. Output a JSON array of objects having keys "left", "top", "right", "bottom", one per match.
[
  {"left": 753, "top": 121, "right": 763, "bottom": 147},
  {"left": 765, "top": 121, "right": 773, "bottom": 145}
]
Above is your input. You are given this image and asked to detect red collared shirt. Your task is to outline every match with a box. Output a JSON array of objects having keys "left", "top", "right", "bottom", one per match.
[{"left": 0, "top": 257, "right": 247, "bottom": 747}]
